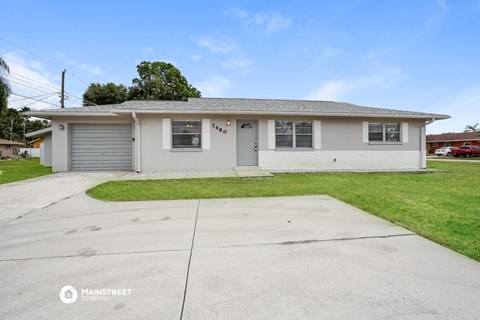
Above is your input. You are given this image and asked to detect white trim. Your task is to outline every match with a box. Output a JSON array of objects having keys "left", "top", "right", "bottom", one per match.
[
  {"left": 132, "top": 113, "right": 141, "bottom": 173},
  {"left": 314, "top": 120, "right": 321, "bottom": 149},
  {"left": 162, "top": 118, "right": 171, "bottom": 150},
  {"left": 362, "top": 122, "right": 369, "bottom": 143},
  {"left": 202, "top": 119, "right": 210, "bottom": 150},
  {"left": 402, "top": 122, "right": 409, "bottom": 143},
  {"left": 267, "top": 120, "right": 275, "bottom": 149}
]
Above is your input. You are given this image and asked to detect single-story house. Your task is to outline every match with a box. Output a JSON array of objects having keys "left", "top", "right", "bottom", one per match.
[
  {"left": 426, "top": 132, "right": 480, "bottom": 153},
  {"left": 0, "top": 139, "right": 25, "bottom": 158},
  {"left": 25, "top": 127, "right": 52, "bottom": 166},
  {"left": 27, "top": 98, "right": 449, "bottom": 173}
]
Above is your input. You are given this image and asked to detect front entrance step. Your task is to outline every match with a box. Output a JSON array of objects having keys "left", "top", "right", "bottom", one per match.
[{"left": 234, "top": 166, "right": 273, "bottom": 178}]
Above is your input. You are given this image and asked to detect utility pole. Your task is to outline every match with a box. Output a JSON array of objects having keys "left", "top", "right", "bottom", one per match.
[{"left": 60, "top": 69, "right": 66, "bottom": 108}]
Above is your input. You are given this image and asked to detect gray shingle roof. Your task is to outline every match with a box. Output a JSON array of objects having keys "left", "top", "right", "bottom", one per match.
[{"left": 26, "top": 98, "right": 450, "bottom": 119}]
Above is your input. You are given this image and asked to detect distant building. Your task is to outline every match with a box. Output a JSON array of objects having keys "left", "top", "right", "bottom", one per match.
[
  {"left": 426, "top": 132, "right": 480, "bottom": 153},
  {"left": 0, "top": 139, "right": 25, "bottom": 157}
]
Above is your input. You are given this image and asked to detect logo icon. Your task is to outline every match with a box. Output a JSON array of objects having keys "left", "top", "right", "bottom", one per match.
[{"left": 59, "top": 285, "right": 78, "bottom": 304}]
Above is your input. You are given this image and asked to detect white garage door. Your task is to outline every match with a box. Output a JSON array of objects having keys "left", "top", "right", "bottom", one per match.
[{"left": 71, "top": 123, "right": 133, "bottom": 171}]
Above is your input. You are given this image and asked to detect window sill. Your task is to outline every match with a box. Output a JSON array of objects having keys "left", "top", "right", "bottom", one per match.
[
  {"left": 274, "top": 148, "right": 314, "bottom": 151},
  {"left": 170, "top": 148, "right": 203, "bottom": 152},
  {"left": 368, "top": 142, "right": 403, "bottom": 145}
]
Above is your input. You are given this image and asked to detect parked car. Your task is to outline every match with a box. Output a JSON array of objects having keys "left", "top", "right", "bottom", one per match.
[
  {"left": 435, "top": 146, "right": 459, "bottom": 156},
  {"left": 450, "top": 145, "right": 480, "bottom": 157}
]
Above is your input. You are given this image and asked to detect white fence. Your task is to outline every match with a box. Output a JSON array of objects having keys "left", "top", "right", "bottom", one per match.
[{"left": 19, "top": 148, "right": 41, "bottom": 158}]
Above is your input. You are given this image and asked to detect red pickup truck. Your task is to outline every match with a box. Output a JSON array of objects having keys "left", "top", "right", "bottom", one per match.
[{"left": 450, "top": 145, "right": 480, "bottom": 157}]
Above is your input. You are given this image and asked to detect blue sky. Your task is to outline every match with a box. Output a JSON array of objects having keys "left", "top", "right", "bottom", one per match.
[{"left": 1, "top": 0, "right": 479, "bottom": 133}]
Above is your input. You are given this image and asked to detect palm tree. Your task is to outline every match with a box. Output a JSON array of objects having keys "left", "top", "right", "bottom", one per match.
[
  {"left": 465, "top": 123, "right": 479, "bottom": 132},
  {"left": 465, "top": 123, "right": 480, "bottom": 137},
  {"left": 0, "top": 57, "right": 11, "bottom": 113}
]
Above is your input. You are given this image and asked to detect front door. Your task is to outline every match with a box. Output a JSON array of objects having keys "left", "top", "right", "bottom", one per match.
[{"left": 236, "top": 120, "right": 258, "bottom": 166}]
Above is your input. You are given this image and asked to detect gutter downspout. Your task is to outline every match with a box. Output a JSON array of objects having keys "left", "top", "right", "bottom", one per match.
[{"left": 132, "top": 113, "right": 141, "bottom": 173}]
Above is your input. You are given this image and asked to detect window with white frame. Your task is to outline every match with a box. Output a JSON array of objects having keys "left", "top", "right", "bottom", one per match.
[
  {"left": 275, "top": 121, "right": 312, "bottom": 148},
  {"left": 172, "top": 120, "right": 202, "bottom": 148},
  {"left": 368, "top": 123, "right": 400, "bottom": 142}
]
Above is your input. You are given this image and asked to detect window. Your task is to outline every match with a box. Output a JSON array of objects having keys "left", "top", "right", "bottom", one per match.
[
  {"left": 368, "top": 123, "right": 400, "bottom": 142},
  {"left": 172, "top": 121, "right": 201, "bottom": 149},
  {"left": 275, "top": 121, "right": 312, "bottom": 148}
]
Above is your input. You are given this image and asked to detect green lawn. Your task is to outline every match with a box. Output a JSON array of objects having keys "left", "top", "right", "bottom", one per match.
[
  {"left": 87, "top": 161, "right": 480, "bottom": 261},
  {"left": 0, "top": 158, "right": 52, "bottom": 184}
]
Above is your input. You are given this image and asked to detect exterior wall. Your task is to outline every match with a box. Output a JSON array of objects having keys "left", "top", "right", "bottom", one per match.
[
  {"left": 50, "top": 114, "right": 427, "bottom": 172},
  {"left": 51, "top": 116, "right": 133, "bottom": 172},
  {"left": 43, "top": 134, "right": 52, "bottom": 167},
  {"left": 139, "top": 114, "right": 237, "bottom": 172},
  {"left": 259, "top": 150, "right": 421, "bottom": 171},
  {"left": 0, "top": 145, "right": 15, "bottom": 157}
]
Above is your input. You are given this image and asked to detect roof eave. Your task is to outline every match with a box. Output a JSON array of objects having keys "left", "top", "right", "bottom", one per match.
[{"left": 112, "top": 109, "right": 450, "bottom": 119}]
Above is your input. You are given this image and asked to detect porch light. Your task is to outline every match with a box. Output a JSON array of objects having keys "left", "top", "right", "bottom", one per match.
[
  {"left": 226, "top": 120, "right": 231, "bottom": 126},
  {"left": 58, "top": 124, "right": 65, "bottom": 131}
]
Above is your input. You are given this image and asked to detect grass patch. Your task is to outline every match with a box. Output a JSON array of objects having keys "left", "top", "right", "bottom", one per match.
[
  {"left": 88, "top": 161, "right": 480, "bottom": 261},
  {"left": 0, "top": 158, "right": 52, "bottom": 184}
]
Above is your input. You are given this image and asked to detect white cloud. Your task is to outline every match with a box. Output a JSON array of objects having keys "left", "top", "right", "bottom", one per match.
[
  {"left": 426, "top": 86, "right": 480, "bottom": 134},
  {"left": 307, "top": 65, "right": 407, "bottom": 101},
  {"left": 142, "top": 47, "right": 155, "bottom": 55},
  {"left": 197, "top": 36, "right": 253, "bottom": 72},
  {"left": 249, "top": 12, "right": 292, "bottom": 33},
  {"left": 227, "top": 8, "right": 292, "bottom": 34},
  {"left": 196, "top": 75, "right": 232, "bottom": 97},
  {"left": 307, "top": 80, "right": 350, "bottom": 101},
  {"left": 56, "top": 51, "right": 102, "bottom": 75},
  {"left": 321, "top": 46, "right": 342, "bottom": 59},
  {"left": 190, "top": 54, "right": 203, "bottom": 62},
  {"left": 4, "top": 52, "right": 62, "bottom": 110},
  {"left": 198, "top": 37, "right": 236, "bottom": 53}
]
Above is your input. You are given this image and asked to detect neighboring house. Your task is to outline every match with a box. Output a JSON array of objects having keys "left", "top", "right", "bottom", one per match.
[
  {"left": 31, "top": 137, "right": 45, "bottom": 149},
  {"left": 25, "top": 127, "right": 52, "bottom": 166},
  {"left": 427, "top": 132, "right": 480, "bottom": 153},
  {"left": 27, "top": 98, "right": 449, "bottom": 173},
  {"left": 0, "top": 139, "right": 25, "bottom": 158}
]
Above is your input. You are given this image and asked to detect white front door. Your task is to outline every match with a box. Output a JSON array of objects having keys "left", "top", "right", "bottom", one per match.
[{"left": 236, "top": 120, "right": 258, "bottom": 166}]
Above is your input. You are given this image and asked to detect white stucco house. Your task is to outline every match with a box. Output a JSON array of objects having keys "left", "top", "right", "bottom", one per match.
[{"left": 27, "top": 98, "right": 449, "bottom": 173}]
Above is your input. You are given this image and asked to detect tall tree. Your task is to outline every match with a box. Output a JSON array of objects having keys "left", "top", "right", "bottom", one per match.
[
  {"left": 129, "top": 61, "right": 201, "bottom": 101},
  {"left": 82, "top": 82, "right": 128, "bottom": 106},
  {"left": 0, "top": 57, "right": 11, "bottom": 113},
  {"left": 0, "top": 107, "right": 50, "bottom": 140},
  {"left": 465, "top": 123, "right": 480, "bottom": 136}
]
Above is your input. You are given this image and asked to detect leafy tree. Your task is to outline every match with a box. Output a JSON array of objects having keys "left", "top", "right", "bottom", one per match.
[
  {"left": 128, "top": 61, "right": 201, "bottom": 101},
  {"left": 0, "top": 57, "right": 11, "bottom": 113},
  {"left": 0, "top": 107, "right": 50, "bottom": 141},
  {"left": 82, "top": 82, "right": 128, "bottom": 106}
]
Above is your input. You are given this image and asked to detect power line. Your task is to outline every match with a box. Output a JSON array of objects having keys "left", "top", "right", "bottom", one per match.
[
  {"left": 10, "top": 71, "right": 61, "bottom": 91},
  {"left": 9, "top": 93, "right": 52, "bottom": 102},
  {"left": 0, "top": 35, "right": 64, "bottom": 69},
  {"left": 8, "top": 75, "right": 60, "bottom": 93},
  {"left": 10, "top": 92, "right": 59, "bottom": 107},
  {"left": 65, "top": 91, "right": 98, "bottom": 106},
  {"left": 0, "top": 35, "right": 91, "bottom": 86},
  {"left": 8, "top": 78, "right": 58, "bottom": 95},
  {"left": 22, "top": 93, "right": 58, "bottom": 108}
]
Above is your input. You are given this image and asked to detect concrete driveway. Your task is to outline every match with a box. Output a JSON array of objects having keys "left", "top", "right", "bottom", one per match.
[
  {"left": 0, "top": 172, "right": 126, "bottom": 224},
  {"left": 0, "top": 194, "right": 479, "bottom": 320}
]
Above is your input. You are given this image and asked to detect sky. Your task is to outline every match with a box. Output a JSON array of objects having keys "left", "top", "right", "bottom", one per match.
[{"left": 1, "top": 0, "right": 479, "bottom": 134}]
